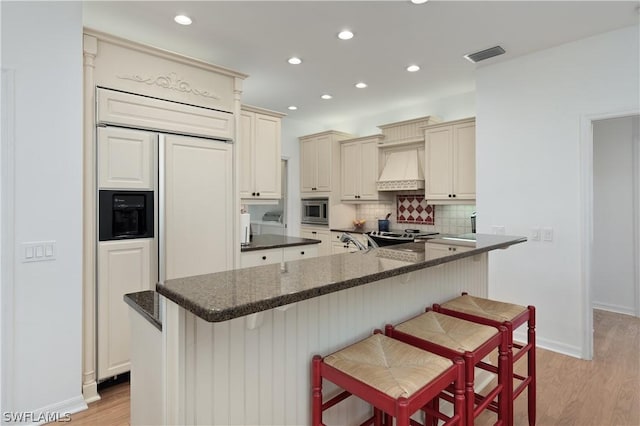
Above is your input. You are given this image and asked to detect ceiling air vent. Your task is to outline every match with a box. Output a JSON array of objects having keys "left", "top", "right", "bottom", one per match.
[{"left": 464, "top": 46, "right": 506, "bottom": 63}]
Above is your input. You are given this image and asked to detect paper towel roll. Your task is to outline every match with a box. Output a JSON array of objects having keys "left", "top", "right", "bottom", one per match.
[{"left": 240, "top": 213, "right": 251, "bottom": 245}]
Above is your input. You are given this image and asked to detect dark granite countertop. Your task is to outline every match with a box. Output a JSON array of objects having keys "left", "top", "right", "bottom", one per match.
[
  {"left": 157, "top": 234, "right": 526, "bottom": 323},
  {"left": 124, "top": 290, "right": 162, "bottom": 331},
  {"left": 241, "top": 234, "right": 321, "bottom": 252},
  {"left": 330, "top": 227, "right": 374, "bottom": 234}
]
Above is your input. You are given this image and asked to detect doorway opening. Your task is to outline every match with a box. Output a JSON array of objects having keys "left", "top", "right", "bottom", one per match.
[{"left": 582, "top": 111, "right": 640, "bottom": 360}]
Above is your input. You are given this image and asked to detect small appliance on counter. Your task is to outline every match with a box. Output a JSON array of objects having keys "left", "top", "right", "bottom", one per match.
[
  {"left": 240, "top": 212, "right": 251, "bottom": 246},
  {"left": 471, "top": 211, "right": 477, "bottom": 233}
]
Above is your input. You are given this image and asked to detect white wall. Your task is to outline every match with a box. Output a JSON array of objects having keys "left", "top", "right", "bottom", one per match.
[
  {"left": 1, "top": 1, "right": 86, "bottom": 419},
  {"left": 476, "top": 25, "right": 640, "bottom": 357},
  {"left": 592, "top": 116, "right": 639, "bottom": 315}
]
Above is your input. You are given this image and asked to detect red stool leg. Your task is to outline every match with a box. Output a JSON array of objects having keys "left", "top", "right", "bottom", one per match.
[
  {"left": 312, "top": 355, "right": 323, "bottom": 426},
  {"left": 462, "top": 352, "right": 475, "bottom": 426},
  {"left": 528, "top": 306, "right": 536, "bottom": 426},
  {"left": 497, "top": 326, "right": 509, "bottom": 426},
  {"left": 396, "top": 397, "right": 410, "bottom": 426},
  {"left": 453, "top": 358, "right": 465, "bottom": 426}
]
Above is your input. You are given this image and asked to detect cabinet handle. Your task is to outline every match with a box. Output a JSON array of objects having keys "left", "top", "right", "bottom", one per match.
[
  {"left": 312, "top": 231, "right": 317, "bottom": 234},
  {"left": 262, "top": 256, "right": 267, "bottom": 260},
  {"left": 300, "top": 251, "right": 305, "bottom": 255}
]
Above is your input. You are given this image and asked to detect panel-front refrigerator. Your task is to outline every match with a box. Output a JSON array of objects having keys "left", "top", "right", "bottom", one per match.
[{"left": 97, "top": 126, "right": 233, "bottom": 380}]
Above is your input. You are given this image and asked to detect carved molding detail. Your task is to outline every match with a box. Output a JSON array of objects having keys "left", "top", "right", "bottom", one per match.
[{"left": 116, "top": 72, "right": 221, "bottom": 100}]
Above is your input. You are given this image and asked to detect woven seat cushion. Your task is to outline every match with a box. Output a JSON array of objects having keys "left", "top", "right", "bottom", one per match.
[
  {"left": 441, "top": 294, "right": 527, "bottom": 323},
  {"left": 324, "top": 334, "right": 453, "bottom": 399},
  {"left": 395, "top": 311, "right": 498, "bottom": 353}
]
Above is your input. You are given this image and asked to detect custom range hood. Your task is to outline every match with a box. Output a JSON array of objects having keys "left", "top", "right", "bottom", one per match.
[
  {"left": 375, "top": 115, "right": 440, "bottom": 191},
  {"left": 377, "top": 149, "right": 424, "bottom": 191}
]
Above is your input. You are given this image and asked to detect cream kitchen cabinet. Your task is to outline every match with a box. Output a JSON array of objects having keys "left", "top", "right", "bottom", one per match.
[
  {"left": 240, "top": 106, "right": 285, "bottom": 200},
  {"left": 340, "top": 135, "right": 384, "bottom": 201},
  {"left": 300, "top": 130, "right": 354, "bottom": 194},
  {"left": 425, "top": 243, "right": 473, "bottom": 260},
  {"left": 97, "top": 239, "right": 155, "bottom": 380},
  {"left": 240, "top": 244, "right": 319, "bottom": 268},
  {"left": 300, "top": 226, "right": 331, "bottom": 256},
  {"left": 424, "top": 118, "right": 476, "bottom": 202},
  {"left": 98, "top": 127, "right": 155, "bottom": 190}
]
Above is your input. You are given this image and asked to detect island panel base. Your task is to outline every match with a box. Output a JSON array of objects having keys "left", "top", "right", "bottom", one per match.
[{"left": 162, "top": 254, "right": 488, "bottom": 425}]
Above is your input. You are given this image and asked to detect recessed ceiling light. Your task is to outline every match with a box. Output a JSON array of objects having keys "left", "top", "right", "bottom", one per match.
[
  {"left": 355, "top": 82, "right": 367, "bottom": 89},
  {"left": 288, "top": 106, "right": 298, "bottom": 111},
  {"left": 338, "top": 30, "right": 354, "bottom": 40},
  {"left": 406, "top": 65, "right": 420, "bottom": 72},
  {"left": 288, "top": 57, "right": 302, "bottom": 65},
  {"left": 174, "top": 15, "right": 192, "bottom": 25},
  {"left": 411, "top": 0, "right": 428, "bottom": 4},
  {"left": 321, "top": 94, "right": 333, "bottom": 100}
]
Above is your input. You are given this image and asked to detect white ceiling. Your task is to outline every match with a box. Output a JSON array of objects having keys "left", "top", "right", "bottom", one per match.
[{"left": 83, "top": 1, "right": 639, "bottom": 127}]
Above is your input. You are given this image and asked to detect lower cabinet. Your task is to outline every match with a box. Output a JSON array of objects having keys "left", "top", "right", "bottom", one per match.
[
  {"left": 300, "top": 226, "right": 331, "bottom": 256},
  {"left": 330, "top": 231, "right": 367, "bottom": 253},
  {"left": 425, "top": 243, "right": 473, "bottom": 260},
  {"left": 240, "top": 244, "right": 319, "bottom": 268},
  {"left": 97, "top": 239, "right": 155, "bottom": 380}
]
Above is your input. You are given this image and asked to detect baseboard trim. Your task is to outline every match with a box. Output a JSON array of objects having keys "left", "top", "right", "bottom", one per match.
[
  {"left": 17, "top": 395, "right": 89, "bottom": 426},
  {"left": 513, "top": 330, "right": 583, "bottom": 359},
  {"left": 592, "top": 302, "right": 636, "bottom": 317},
  {"left": 82, "top": 381, "right": 101, "bottom": 404}
]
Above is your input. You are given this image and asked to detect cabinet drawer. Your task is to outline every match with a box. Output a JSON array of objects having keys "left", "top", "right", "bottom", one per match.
[
  {"left": 240, "top": 248, "right": 283, "bottom": 268},
  {"left": 283, "top": 245, "right": 319, "bottom": 262}
]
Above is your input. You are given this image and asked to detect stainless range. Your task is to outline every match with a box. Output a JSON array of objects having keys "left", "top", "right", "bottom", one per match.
[{"left": 367, "top": 229, "right": 439, "bottom": 247}]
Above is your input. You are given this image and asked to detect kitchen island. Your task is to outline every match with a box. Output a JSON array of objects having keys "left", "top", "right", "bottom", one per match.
[{"left": 127, "top": 234, "right": 525, "bottom": 425}]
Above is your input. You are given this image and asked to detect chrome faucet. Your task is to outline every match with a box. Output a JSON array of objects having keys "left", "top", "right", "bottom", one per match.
[{"left": 339, "top": 232, "right": 378, "bottom": 251}]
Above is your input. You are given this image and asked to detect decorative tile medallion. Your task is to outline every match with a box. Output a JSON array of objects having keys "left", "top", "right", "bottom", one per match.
[{"left": 396, "top": 195, "right": 435, "bottom": 224}]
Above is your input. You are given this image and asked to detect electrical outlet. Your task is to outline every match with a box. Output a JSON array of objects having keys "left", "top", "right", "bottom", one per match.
[
  {"left": 542, "top": 227, "right": 553, "bottom": 242},
  {"left": 530, "top": 228, "right": 541, "bottom": 241},
  {"left": 492, "top": 225, "right": 505, "bottom": 235}
]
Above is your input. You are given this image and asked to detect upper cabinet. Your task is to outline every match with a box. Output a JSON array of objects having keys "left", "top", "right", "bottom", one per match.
[
  {"left": 300, "top": 130, "right": 354, "bottom": 194},
  {"left": 98, "top": 126, "right": 156, "bottom": 190},
  {"left": 239, "top": 106, "right": 285, "bottom": 200},
  {"left": 424, "top": 117, "right": 476, "bottom": 202},
  {"left": 340, "top": 135, "right": 385, "bottom": 202}
]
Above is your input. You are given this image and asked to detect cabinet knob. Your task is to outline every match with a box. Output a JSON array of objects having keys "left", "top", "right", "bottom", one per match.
[
  {"left": 448, "top": 194, "right": 452, "bottom": 198},
  {"left": 452, "top": 194, "right": 456, "bottom": 198},
  {"left": 262, "top": 256, "right": 267, "bottom": 260},
  {"left": 300, "top": 251, "right": 305, "bottom": 255},
  {"left": 252, "top": 192, "right": 256, "bottom": 196},
  {"left": 257, "top": 192, "right": 260, "bottom": 196},
  {"left": 312, "top": 231, "right": 317, "bottom": 234}
]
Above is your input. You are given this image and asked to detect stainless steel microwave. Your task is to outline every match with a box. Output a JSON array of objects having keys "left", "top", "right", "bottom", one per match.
[{"left": 301, "top": 198, "right": 329, "bottom": 225}]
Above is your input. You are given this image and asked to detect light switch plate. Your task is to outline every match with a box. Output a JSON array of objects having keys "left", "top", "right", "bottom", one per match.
[
  {"left": 542, "top": 227, "right": 553, "bottom": 242},
  {"left": 492, "top": 225, "right": 505, "bottom": 235},
  {"left": 21, "top": 241, "right": 56, "bottom": 262},
  {"left": 530, "top": 228, "right": 541, "bottom": 241}
]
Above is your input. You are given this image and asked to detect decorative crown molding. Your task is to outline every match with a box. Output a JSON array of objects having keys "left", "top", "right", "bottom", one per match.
[{"left": 116, "top": 72, "right": 221, "bottom": 100}]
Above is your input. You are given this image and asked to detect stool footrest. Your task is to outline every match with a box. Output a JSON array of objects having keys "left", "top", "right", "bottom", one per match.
[
  {"left": 322, "top": 390, "right": 352, "bottom": 411},
  {"left": 513, "top": 376, "right": 533, "bottom": 400},
  {"left": 513, "top": 342, "right": 533, "bottom": 363}
]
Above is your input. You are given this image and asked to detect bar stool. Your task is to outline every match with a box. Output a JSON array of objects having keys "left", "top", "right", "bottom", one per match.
[
  {"left": 312, "top": 332, "right": 465, "bottom": 426},
  {"left": 433, "top": 293, "right": 536, "bottom": 426},
  {"left": 386, "top": 311, "right": 509, "bottom": 426}
]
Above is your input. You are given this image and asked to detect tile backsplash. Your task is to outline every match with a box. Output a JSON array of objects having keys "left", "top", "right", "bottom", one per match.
[{"left": 355, "top": 198, "right": 475, "bottom": 235}]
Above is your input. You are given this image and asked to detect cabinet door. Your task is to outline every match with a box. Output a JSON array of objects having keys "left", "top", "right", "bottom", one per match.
[
  {"left": 283, "top": 245, "right": 319, "bottom": 262},
  {"left": 340, "top": 142, "right": 360, "bottom": 200},
  {"left": 425, "top": 127, "right": 453, "bottom": 200},
  {"left": 240, "top": 248, "right": 283, "bottom": 268},
  {"left": 358, "top": 140, "right": 380, "bottom": 200},
  {"left": 300, "top": 138, "right": 317, "bottom": 192},
  {"left": 315, "top": 135, "right": 332, "bottom": 192},
  {"left": 98, "top": 239, "right": 154, "bottom": 380},
  {"left": 452, "top": 122, "right": 476, "bottom": 199},
  {"left": 238, "top": 111, "right": 255, "bottom": 198},
  {"left": 300, "top": 227, "right": 331, "bottom": 256},
  {"left": 98, "top": 127, "right": 155, "bottom": 190},
  {"left": 253, "top": 114, "right": 281, "bottom": 198},
  {"left": 163, "top": 135, "right": 233, "bottom": 280}
]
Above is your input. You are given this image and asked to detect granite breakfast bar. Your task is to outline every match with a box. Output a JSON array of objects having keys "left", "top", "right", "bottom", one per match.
[{"left": 127, "top": 234, "right": 526, "bottom": 425}]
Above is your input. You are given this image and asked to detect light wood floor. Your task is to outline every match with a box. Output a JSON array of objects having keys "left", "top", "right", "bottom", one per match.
[{"left": 65, "top": 309, "right": 639, "bottom": 426}]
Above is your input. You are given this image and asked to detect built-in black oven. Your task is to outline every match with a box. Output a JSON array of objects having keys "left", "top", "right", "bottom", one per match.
[{"left": 99, "top": 190, "right": 154, "bottom": 241}]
